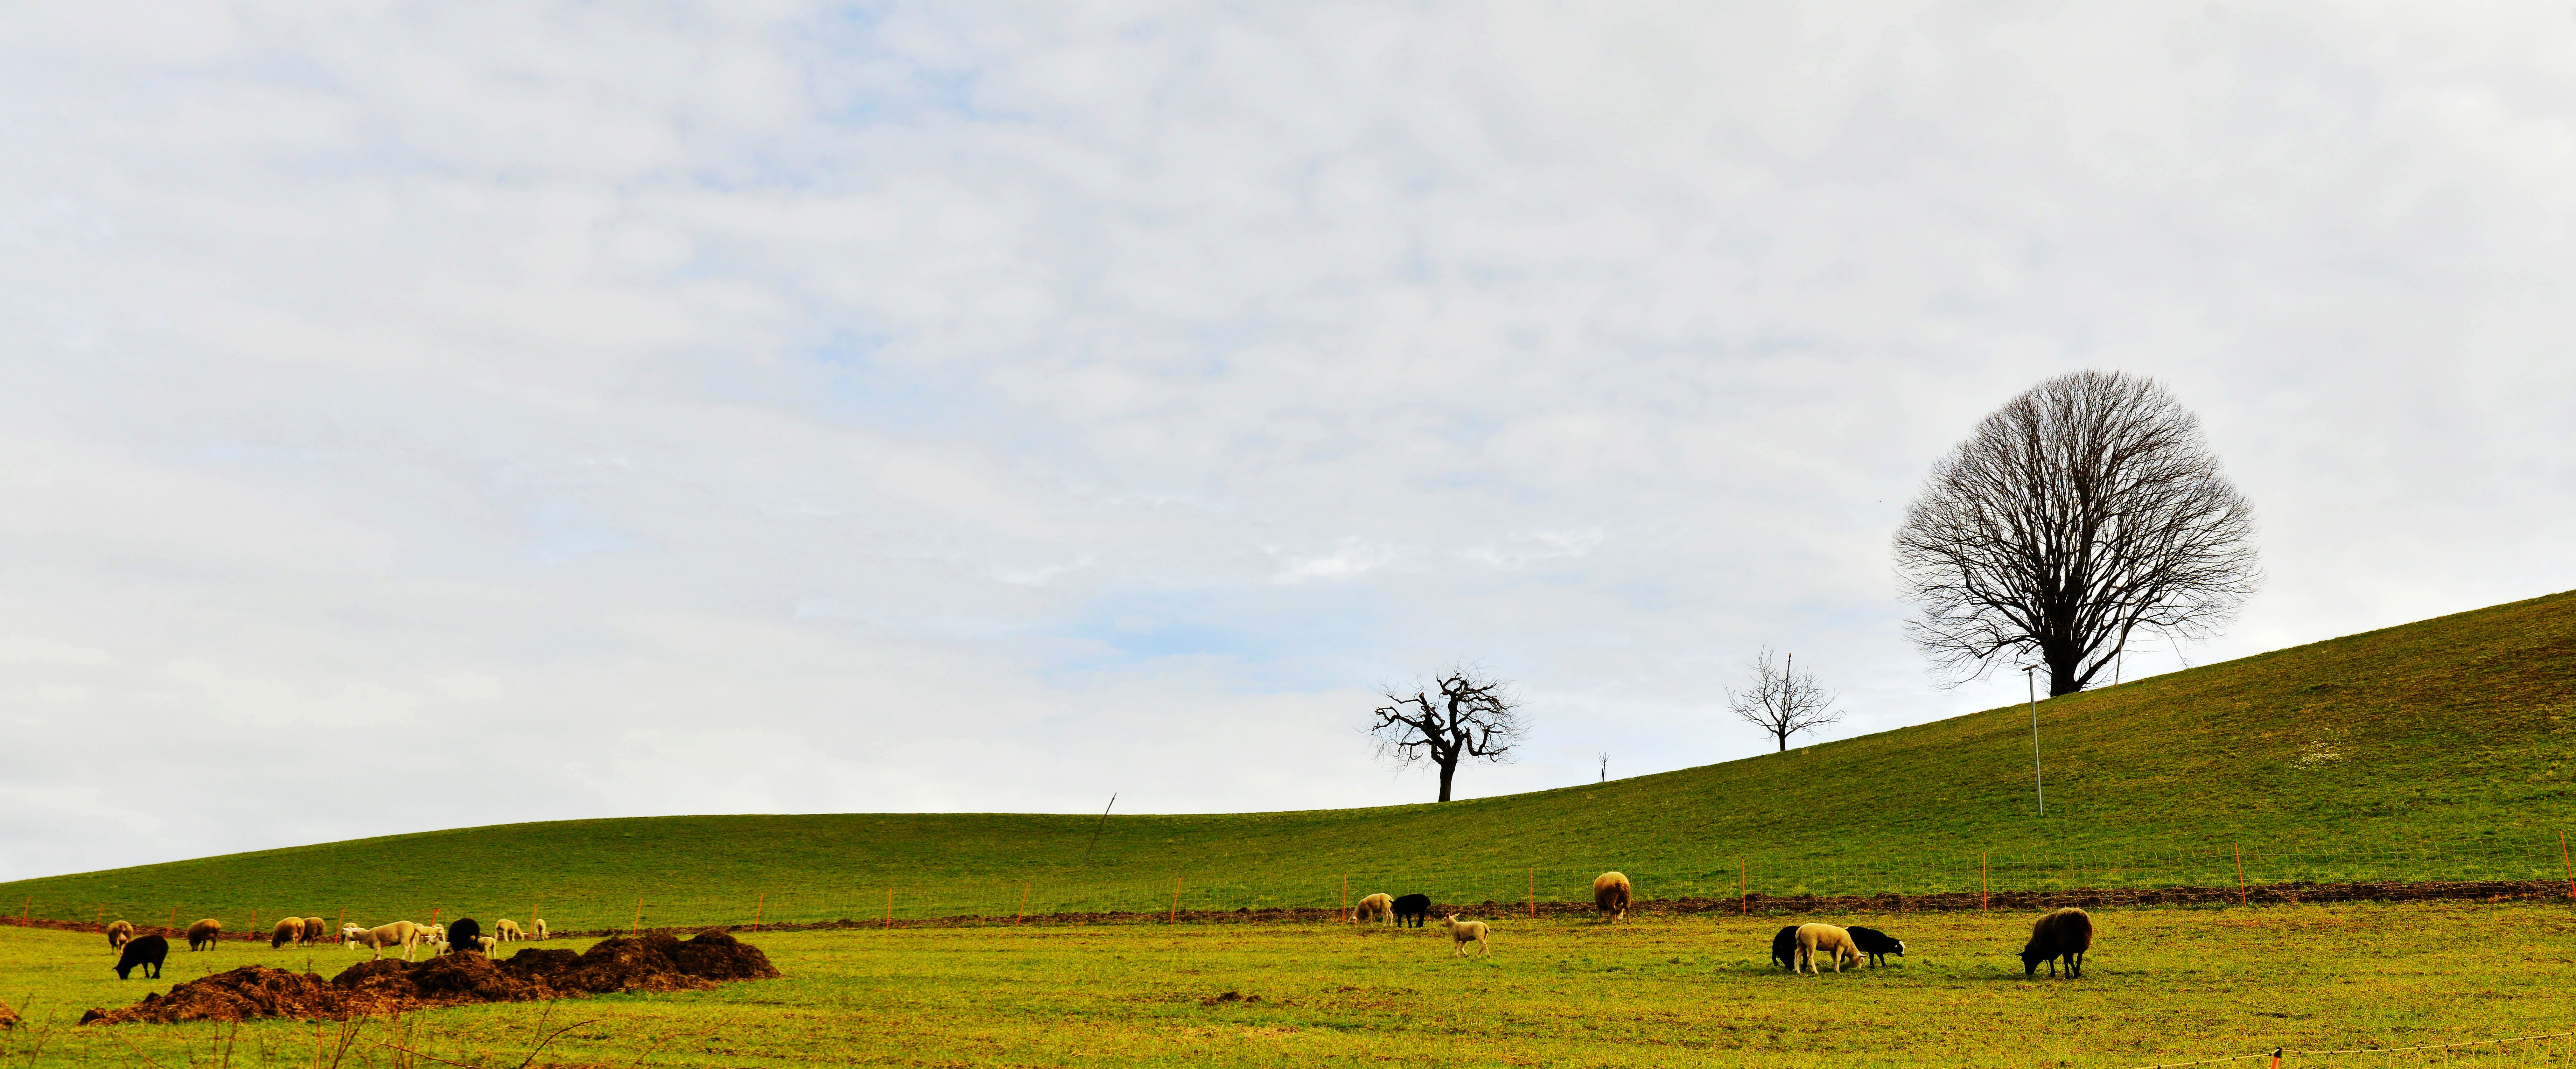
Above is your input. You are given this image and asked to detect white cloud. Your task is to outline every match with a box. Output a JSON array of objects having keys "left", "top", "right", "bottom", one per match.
[{"left": 3, "top": 1, "right": 2573, "bottom": 878}]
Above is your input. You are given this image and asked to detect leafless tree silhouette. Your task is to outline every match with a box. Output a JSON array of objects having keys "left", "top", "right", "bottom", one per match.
[
  {"left": 1895, "top": 370, "right": 2260, "bottom": 696},
  {"left": 1728, "top": 647, "right": 1842, "bottom": 752},
  {"left": 1368, "top": 668, "right": 1525, "bottom": 802}
]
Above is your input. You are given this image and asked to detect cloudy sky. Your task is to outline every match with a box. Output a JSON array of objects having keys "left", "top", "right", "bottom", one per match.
[{"left": 4, "top": 2, "right": 2571, "bottom": 881}]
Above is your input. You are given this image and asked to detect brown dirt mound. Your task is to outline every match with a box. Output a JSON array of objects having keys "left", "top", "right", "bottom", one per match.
[
  {"left": 1, "top": 999, "right": 20, "bottom": 1029},
  {"left": 79, "top": 929, "right": 777, "bottom": 1025}
]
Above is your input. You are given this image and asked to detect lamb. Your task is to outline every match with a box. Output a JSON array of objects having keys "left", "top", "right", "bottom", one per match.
[
  {"left": 1794, "top": 923, "right": 1862, "bottom": 974},
  {"left": 447, "top": 918, "right": 484, "bottom": 955},
  {"left": 1769, "top": 925, "right": 1800, "bottom": 970},
  {"left": 1352, "top": 894, "right": 1394, "bottom": 926},
  {"left": 185, "top": 918, "right": 223, "bottom": 951},
  {"left": 531, "top": 919, "right": 548, "bottom": 940},
  {"left": 344, "top": 920, "right": 434, "bottom": 961},
  {"left": 106, "top": 920, "right": 136, "bottom": 952},
  {"left": 114, "top": 934, "right": 169, "bottom": 980},
  {"left": 495, "top": 918, "right": 525, "bottom": 941},
  {"left": 1846, "top": 925, "right": 1905, "bottom": 966},
  {"left": 270, "top": 916, "right": 305, "bottom": 949},
  {"left": 2020, "top": 907, "right": 2092, "bottom": 979},
  {"left": 477, "top": 935, "right": 497, "bottom": 953},
  {"left": 1592, "top": 872, "right": 1631, "bottom": 922},
  {"left": 1436, "top": 914, "right": 1490, "bottom": 957},
  {"left": 302, "top": 917, "right": 327, "bottom": 947},
  {"left": 1392, "top": 894, "right": 1432, "bottom": 928}
]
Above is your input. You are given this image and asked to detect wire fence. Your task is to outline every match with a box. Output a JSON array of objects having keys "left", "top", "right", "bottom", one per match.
[{"left": 7, "top": 832, "right": 2570, "bottom": 938}]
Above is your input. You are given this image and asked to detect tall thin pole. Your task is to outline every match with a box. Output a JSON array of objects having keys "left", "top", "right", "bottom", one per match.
[
  {"left": 2234, "top": 844, "right": 2247, "bottom": 906},
  {"left": 754, "top": 893, "right": 764, "bottom": 933},
  {"left": 2027, "top": 666, "right": 2044, "bottom": 816},
  {"left": 1082, "top": 794, "right": 1117, "bottom": 864},
  {"left": 1168, "top": 876, "right": 1181, "bottom": 924},
  {"left": 1017, "top": 881, "right": 1029, "bottom": 925},
  {"left": 2561, "top": 832, "right": 2573, "bottom": 902},
  {"left": 1981, "top": 852, "right": 1989, "bottom": 911},
  {"left": 1738, "top": 859, "right": 1747, "bottom": 915}
]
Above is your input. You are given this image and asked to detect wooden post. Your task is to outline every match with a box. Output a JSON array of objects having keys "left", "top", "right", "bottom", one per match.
[
  {"left": 168, "top": 905, "right": 178, "bottom": 937},
  {"left": 250, "top": 907, "right": 257, "bottom": 942},
  {"left": 1981, "top": 852, "right": 1989, "bottom": 911},
  {"left": 2558, "top": 832, "right": 2572, "bottom": 902},
  {"left": 632, "top": 897, "right": 642, "bottom": 936},
  {"left": 1016, "top": 881, "right": 1029, "bottom": 925},
  {"left": 1528, "top": 867, "right": 1535, "bottom": 920},
  {"left": 884, "top": 888, "right": 893, "bottom": 930},
  {"left": 754, "top": 892, "right": 764, "bottom": 933},
  {"left": 20, "top": 896, "right": 28, "bottom": 925},
  {"left": 1169, "top": 876, "right": 1181, "bottom": 924},
  {"left": 2234, "top": 844, "right": 2248, "bottom": 906}
]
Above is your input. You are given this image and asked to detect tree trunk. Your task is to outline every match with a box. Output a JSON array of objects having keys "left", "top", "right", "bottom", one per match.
[
  {"left": 1436, "top": 757, "right": 1457, "bottom": 802},
  {"left": 2047, "top": 648, "right": 2084, "bottom": 696},
  {"left": 1776, "top": 730, "right": 1788, "bottom": 753}
]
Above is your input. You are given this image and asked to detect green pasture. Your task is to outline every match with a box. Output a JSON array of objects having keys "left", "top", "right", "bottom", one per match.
[
  {"left": 5, "top": 900, "right": 2574, "bottom": 1067},
  {"left": 4, "top": 590, "right": 2573, "bottom": 934}
]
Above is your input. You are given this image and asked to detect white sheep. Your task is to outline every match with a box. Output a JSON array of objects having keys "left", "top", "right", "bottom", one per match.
[
  {"left": 344, "top": 921, "right": 435, "bottom": 962},
  {"left": 494, "top": 919, "right": 524, "bottom": 941},
  {"left": 1352, "top": 893, "right": 1394, "bottom": 926},
  {"left": 1437, "top": 914, "right": 1490, "bottom": 957},
  {"left": 531, "top": 919, "right": 548, "bottom": 940}
]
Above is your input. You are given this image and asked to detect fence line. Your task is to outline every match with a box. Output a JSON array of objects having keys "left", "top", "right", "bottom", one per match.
[{"left": 4, "top": 833, "right": 2569, "bottom": 937}]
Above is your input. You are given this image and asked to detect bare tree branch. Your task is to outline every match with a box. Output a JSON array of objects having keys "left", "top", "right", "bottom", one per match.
[
  {"left": 1727, "top": 647, "right": 1841, "bottom": 752},
  {"left": 1366, "top": 666, "right": 1526, "bottom": 802},
  {"left": 1894, "top": 370, "right": 2261, "bottom": 696}
]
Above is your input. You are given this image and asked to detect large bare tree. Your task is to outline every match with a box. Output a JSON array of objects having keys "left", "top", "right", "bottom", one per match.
[
  {"left": 1368, "top": 668, "right": 1526, "bottom": 802},
  {"left": 1894, "top": 370, "right": 2260, "bottom": 696},
  {"left": 1728, "top": 647, "right": 1842, "bottom": 752}
]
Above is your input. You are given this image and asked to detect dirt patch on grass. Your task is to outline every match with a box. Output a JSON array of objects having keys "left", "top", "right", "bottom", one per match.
[{"left": 78, "top": 929, "right": 778, "bottom": 1025}]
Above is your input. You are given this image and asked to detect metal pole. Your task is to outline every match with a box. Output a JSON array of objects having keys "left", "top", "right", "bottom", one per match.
[{"left": 2028, "top": 666, "right": 2044, "bottom": 817}]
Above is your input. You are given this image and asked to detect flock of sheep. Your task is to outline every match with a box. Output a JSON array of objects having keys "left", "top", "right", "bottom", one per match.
[
  {"left": 101, "top": 913, "right": 553, "bottom": 979},
  {"left": 1348, "top": 871, "right": 2098, "bottom": 978}
]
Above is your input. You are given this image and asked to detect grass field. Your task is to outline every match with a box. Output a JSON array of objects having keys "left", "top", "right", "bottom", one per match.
[
  {"left": 3, "top": 589, "right": 2572, "bottom": 935},
  {"left": 5, "top": 901, "right": 2574, "bottom": 1067}
]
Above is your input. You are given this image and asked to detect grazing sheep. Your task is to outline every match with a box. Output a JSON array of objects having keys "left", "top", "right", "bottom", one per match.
[
  {"left": 1846, "top": 925, "right": 1906, "bottom": 967},
  {"left": 302, "top": 917, "right": 327, "bottom": 947},
  {"left": 1591, "top": 872, "right": 1632, "bottom": 922},
  {"left": 495, "top": 918, "right": 524, "bottom": 941},
  {"left": 448, "top": 918, "right": 484, "bottom": 955},
  {"left": 1795, "top": 923, "right": 1862, "bottom": 974},
  {"left": 1769, "top": 925, "right": 1800, "bottom": 970},
  {"left": 1392, "top": 894, "right": 1433, "bottom": 928},
  {"left": 106, "top": 920, "right": 135, "bottom": 952},
  {"left": 531, "top": 918, "right": 548, "bottom": 940},
  {"left": 1352, "top": 894, "right": 1394, "bottom": 926},
  {"left": 114, "top": 934, "right": 169, "bottom": 980},
  {"left": 270, "top": 916, "right": 305, "bottom": 949},
  {"left": 186, "top": 918, "right": 223, "bottom": 951},
  {"left": 2020, "top": 908, "right": 2092, "bottom": 979},
  {"left": 1436, "top": 914, "right": 1490, "bottom": 957},
  {"left": 345, "top": 921, "right": 434, "bottom": 962},
  {"left": 476, "top": 935, "right": 497, "bottom": 953}
]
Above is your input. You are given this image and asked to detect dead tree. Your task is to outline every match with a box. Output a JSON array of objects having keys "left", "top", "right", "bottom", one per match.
[
  {"left": 1368, "top": 668, "right": 1525, "bottom": 802},
  {"left": 1894, "top": 370, "right": 2260, "bottom": 696},
  {"left": 1728, "top": 648, "right": 1841, "bottom": 752}
]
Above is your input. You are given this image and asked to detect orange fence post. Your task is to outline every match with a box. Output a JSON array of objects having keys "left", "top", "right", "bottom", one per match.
[
  {"left": 632, "top": 897, "right": 641, "bottom": 936},
  {"left": 1528, "top": 867, "right": 1535, "bottom": 920},
  {"left": 337, "top": 909, "right": 345, "bottom": 939},
  {"left": 1981, "top": 852, "right": 1989, "bottom": 911},
  {"left": 250, "top": 908, "right": 257, "bottom": 942},
  {"left": 168, "top": 905, "right": 178, "bottom": 937},
  {"left": 1016, "top": 881, "right": 1029, "bottom": 925},
  {"left": 2234, "top": 844, "right": 2248, "bottom": 906},
  {"left": 1169, "top": 876, "right": 1181, "bottom": 924},
  {"left": 755, "top": 892, "right": 764, "bottom": 933},
  {"left": 884, "top": 888, "right": 893, "bottom": 930},
  {"left": 2559, "top": 832, "right": 2572, "bottom": 901},
  {"left": 97, "top": 903, "right": 104, "bottom": 928}
]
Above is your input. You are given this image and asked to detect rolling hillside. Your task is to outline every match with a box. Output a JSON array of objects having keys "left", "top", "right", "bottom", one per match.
[{"left": 7, "top": 590, "right": 2572, "bottom": 933}]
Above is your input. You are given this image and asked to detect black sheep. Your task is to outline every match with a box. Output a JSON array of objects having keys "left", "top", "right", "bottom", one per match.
[
  {"left": 114, "top": 934, "right": 168, "bottom": 980},
  {"left": 2019, "top": 907, "right": 2091, "bottom": 978},
  {"left": 1391, "top": 894, "right": 1432, "bottom": 928},
  {"left": 1768, "top": 925, "right": 1799, "bottom": 970},
  {"left": 1846, "top": 926, "right": 1905, "bottom": 966},
  {"left": 448, "top": 918, "right": 484, "bottom": 954}
]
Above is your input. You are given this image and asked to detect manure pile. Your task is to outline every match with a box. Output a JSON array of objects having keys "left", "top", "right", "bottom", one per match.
[{"left": 79, "top": 929, "right": 777, "bottom": 1025}]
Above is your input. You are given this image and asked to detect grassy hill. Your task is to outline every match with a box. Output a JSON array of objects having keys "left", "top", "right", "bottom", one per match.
[{"left": 7, "top": 591, "right": 2572, "bottom": 934}]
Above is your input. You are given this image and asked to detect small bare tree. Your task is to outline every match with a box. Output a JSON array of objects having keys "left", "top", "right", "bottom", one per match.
[
  {"left": 1728, "top": 648, "right": 1841, "bottom": 752},
  {"left": 1368, "top": 668, "right": 1526, "bottom": 802},
  {"left": 1895, "top": 370, "right": 2260, "bottom": 696}
]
